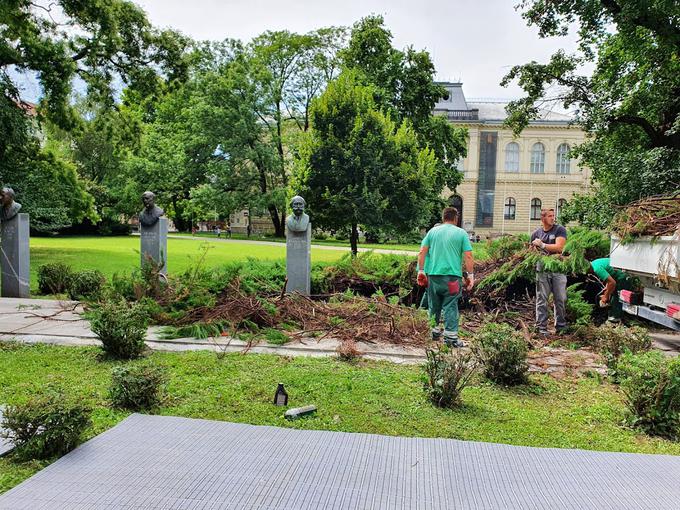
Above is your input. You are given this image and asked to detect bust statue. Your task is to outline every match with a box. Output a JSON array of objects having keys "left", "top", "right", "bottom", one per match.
[
  {"left": 286, "top": 195, "right": 310, "bottom": 233},
  {"left": 0, "top": 187, "right": 21, "bottom": 223},
  {"left": 139, "top": 191, "right": 164, "bottom": 228}
]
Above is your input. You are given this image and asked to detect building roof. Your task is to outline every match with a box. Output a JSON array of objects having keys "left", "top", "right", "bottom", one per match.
[{"left": 434, "top": 82, "right": 574, "bottom": 126}]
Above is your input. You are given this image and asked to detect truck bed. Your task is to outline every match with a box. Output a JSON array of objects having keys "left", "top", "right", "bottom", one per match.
[{"left": 610, "top": 235, "right": 679, "bottom": 281}]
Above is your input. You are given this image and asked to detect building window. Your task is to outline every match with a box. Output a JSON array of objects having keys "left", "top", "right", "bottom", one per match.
[
  {"left": 504, "top": 142, "right": 519, "bottom": 172},
  {"left": 531, "top": 198, "right": 542, "bottom": 220},
  {"left": 504, "top": 197, "right": 516, "bottom": 220},
  {"left": 530, "top": 142, "right": 545, "bottom": 173},
  {"left": 556, "top": 143, "right": 570, "bottom": 174},
  {"left": 557, "top": 198, "right": 567, "bottom": 217}
]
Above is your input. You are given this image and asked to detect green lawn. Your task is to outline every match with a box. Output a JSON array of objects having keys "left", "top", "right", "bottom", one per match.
[
  {"left": 28, "top": 235, "right": 487, "bottom": 293},
  {"left": 0, "top": 343, "right": 678, "bottom": 494},
  {"left": 28, "top": 236, "right": 345, "bottom": 292},
  {"left": 171, "top": 232, "right": 490, "bottom": 259}
]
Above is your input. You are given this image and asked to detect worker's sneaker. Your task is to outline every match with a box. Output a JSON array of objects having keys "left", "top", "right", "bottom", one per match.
[
  {"left": 607, "top": 316, "right": 621, "bottom": 324},
  {"left": 431, "top": 327, "right": 442, "bottom": 341},
  {"left": 444, "top": 333, "right": 465, "bottom": 348}
]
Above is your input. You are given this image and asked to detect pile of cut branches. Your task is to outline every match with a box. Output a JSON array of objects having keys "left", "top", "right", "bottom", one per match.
[
  {"left": 279, "top": 294, "right": 430, "bottom": 347},
  {"left": 612, "top": 193, "right": 680, "bottom": 240}
]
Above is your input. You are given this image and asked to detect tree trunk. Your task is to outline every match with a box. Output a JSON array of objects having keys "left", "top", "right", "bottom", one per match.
[
  {"left": 268, "top": 204, "right": 284, "bottom": 237},
  {"left": 350, "top": 222, "right": 359, "bottom": 257}
]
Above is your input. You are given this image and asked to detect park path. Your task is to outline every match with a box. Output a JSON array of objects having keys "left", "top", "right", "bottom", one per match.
[
  {"left": 0, "top": 298, "right": 678, "bottom": 367},
  {"left": 2, "top": 413, "right": 680, "bottom": 509},
  {"left": 161, "top": 233, "right": 420, "bottom": 256}
]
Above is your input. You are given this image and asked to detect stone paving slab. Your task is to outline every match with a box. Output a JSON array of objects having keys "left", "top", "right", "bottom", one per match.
[{"left": 1, "top": 414, "right": 680, "bottom": 509}]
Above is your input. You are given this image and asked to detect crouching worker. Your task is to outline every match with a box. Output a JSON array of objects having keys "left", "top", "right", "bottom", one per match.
[
  {"left": 417, "top": 207, "right": 474, "bottom": 347},
  {"left": 590, "top": 258, "right": 634, "bottom": 322}
]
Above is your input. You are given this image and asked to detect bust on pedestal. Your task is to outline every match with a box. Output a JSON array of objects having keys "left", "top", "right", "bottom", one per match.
[
  {"left": 0, "top": 187, "right": 30, "bottom": 297},
  {"left": 139, "top": 191, "right": 168, "bottom": 274},
  {"left": 285, "top": 195, "right": 311, "bottom": 295}
]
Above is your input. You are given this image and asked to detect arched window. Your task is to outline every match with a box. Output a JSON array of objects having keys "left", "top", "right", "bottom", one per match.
[
  {"left": 557, "top": 198, "right": 567, "bottom": 217},
  {"left": 505, "top": 142, "right": 519, "bottom": 172},
  {"left": 556, "top": 143, "right": 570, "bottom": 174},
  {"left": 531, "top": 198, "right": 542, "bottom": 220},
  {"left": 530, "top": 142, "right": 545, "bottom": 173},
  {"left": 504, "top": 197, "right": 516, "bottom": 220}
]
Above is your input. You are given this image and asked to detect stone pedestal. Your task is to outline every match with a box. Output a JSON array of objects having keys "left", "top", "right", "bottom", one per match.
[
  {"left": 286, "top": 224, "right": 311, "bottom": 295},
  {"left": 140, "top": 218, "right": 168, "bottom": 274},
  {"left": 1, "top": 213, "right": 30, "bottom": 298}
]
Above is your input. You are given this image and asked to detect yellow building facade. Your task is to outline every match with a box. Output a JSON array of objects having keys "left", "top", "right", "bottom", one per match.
[{"left": 435, "top": 83, "right": 591, "bottom": 237}]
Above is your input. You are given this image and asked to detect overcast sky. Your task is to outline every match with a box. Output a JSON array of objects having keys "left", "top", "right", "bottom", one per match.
[
  {"left": 14, "top": 0, "right": 580, "bottom": 102},
  {"left": 134, "top": 0, "right": 579, "bottom": 99}
]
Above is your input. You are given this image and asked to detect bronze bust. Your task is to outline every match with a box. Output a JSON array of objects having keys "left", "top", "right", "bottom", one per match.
[
  {"left": 0, "top": 187, "right": 21, "bottom": 222},
  {"left": 139, "top": 191, "right": 164, "bottom": 227},
  {"left": 286, "top": 195, "right": 309, "bottom": 233}
]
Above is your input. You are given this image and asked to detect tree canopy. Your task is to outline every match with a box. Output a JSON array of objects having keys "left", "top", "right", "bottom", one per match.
[
  {"left": 293, "top": 71, "right": 438, "bottom": 255},
  {"left": 1, "top": 0, "right": 191, "bottom": 231},
  {"left": 503, "top": 0, "right": 680, "bottom": 227}
]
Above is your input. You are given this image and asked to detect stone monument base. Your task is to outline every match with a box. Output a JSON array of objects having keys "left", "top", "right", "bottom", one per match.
[
  {"left": 286, "top": 224, "right": 311, "bottom": 294},
  {"left": 1, "top": 213, "right": 30, "bottom": 298},
  {"left": 141, "top": 218, "right": 168, "bottom": 274}
]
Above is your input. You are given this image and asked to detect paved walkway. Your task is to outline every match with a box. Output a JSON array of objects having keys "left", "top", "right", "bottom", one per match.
[{"left": 1, "top": 414, "right": 679, "bottom": 509}]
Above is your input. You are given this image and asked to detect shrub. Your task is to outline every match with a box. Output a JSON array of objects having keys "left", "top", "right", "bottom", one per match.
[
  {"left": 37, "top": 263, "right": 73, "bottom": 294},
  {"left": 90, "top": 300, "right": 149, "bottom": 359},
  {"left": 0, "top": 390, "right": 91, "bottom": 459},
  {"left": 67, "top": 269, "right": 105, "bottom": 301},
  {"left": 566, "top": 283, "right": 594, "bottom": 327},
  {"left": 109, "top": 362, "right": 167, "bottom": 410},
  {"left": 471, "top": 322, "right": 529, "bottom": 385},
  {"left": 423, "top": 346, "right": 477, "bottom": 408},
  {"left": 264, "top": 328, "right": 290, "bottom": 345},
  {"left": 486, "top": 234, "right": 529, "bottom": 261},
  {"left": 617, "top": 352, "right": 680, "bottom": 439},
  {"left": 575, "top": 323, "right": 651, "bottom": 374}
]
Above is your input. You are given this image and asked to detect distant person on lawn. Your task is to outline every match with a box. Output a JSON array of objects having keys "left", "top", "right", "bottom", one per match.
[
  {"left": 530, "top": 208, "right": 567, "bottom": 335},
  {"left": 417, "top": 207, "right": 474, "bottom": 347}
]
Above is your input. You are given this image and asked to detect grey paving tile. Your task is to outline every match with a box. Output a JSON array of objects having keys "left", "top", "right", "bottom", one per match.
[{"left": 1, "top": 414, "right": 679, "bottom": 509}]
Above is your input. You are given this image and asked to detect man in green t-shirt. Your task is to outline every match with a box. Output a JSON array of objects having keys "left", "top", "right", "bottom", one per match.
[
  {"left": 590, "top": 257, "right": 632, "bottom": 321},
  {"left": 417, "top": 207, "right": 474, "bottom": 347}
]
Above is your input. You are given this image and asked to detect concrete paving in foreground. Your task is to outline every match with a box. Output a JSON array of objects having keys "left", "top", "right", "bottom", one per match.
[{"left": 1, "top": 414, "right": 680, "bottom": 510}]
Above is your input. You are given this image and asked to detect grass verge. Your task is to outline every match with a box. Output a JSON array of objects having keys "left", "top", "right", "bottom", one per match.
[{"left": 0, "top": 342, "right": 678, "bottom": 494}]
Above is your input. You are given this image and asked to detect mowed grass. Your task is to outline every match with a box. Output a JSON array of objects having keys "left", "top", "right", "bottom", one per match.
[
  {"left": 1, "top": 343, "right": 678, "bottom": 493},
  {"left": 28, "top": 236, "right": 346, "bottom": 291},
  {"left": 174, "top": 232, "right": 491, "bottom": 259}
]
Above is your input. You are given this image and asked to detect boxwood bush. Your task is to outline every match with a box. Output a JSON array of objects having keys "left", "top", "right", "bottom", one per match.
[
  {"left": 617, "top": 351, "right": 680, "bottom": 439},
  {"left": 90, "top": 300, "right": 149, "bottom": 359},
  {"left": 109, "top": 362, "right": 167, "bottom": 410},
  {"left": 472, "top": 322, "right": 529, "bottom": 385},
  {"left": 0, "top": 390, "right": 91, "bottom": 460},
  {"left": 37, "top": 263, "right": 73, "bottom": 294}
]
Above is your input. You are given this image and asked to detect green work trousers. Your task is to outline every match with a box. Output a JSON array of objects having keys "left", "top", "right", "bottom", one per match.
[{"left": 427, "top": 275, "right": 463, "bottom": 337}]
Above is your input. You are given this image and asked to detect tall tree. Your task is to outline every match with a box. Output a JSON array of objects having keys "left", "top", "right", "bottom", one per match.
[
  {"left": 342, "top": 15, "right": 467, "bottom": 201},
  {"left": 1, "top": 0, "right": 191, "bottom": 231},
  {"left": 503, "top": 0, "right": 680, "bottom": 227},
  {"left": 293, "top": 71, "right": 438, "bottom": 256},
  {"left": 248, "top": 28, "right": 347, "bottom": 228}
]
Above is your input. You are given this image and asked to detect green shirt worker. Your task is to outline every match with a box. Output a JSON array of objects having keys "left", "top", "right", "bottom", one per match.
[
  {"left": 591, "top": 258, "right": 631, "bottom": 321},
  {"left": 417, "top": 207, "right": 474, "bottom": 347}
]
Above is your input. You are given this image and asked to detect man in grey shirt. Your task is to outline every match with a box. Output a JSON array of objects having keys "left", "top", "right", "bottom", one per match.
[{"left": 530, "top": 208, "right": 567, "bottom": 335}]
